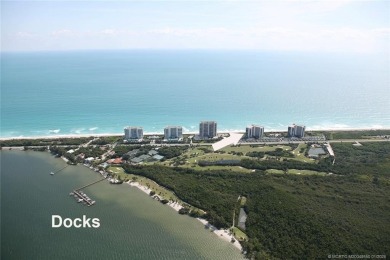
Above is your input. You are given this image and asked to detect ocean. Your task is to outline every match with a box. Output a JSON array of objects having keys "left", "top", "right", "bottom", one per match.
[
  {"left": 1, "top": 50, "right": 389, "bottom": 138},
  {"left": 0, "top": 151, "right": 244, "bottom": 260}
]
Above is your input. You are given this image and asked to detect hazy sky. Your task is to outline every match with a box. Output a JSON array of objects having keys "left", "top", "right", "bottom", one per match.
[{"left": 1, "top": 0, "right": 389, "bottom": 52}]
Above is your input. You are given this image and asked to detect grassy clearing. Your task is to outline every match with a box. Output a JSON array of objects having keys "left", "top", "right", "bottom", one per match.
[
  {"left": 240, "top": 196, "right": 247, "bottom": 206},
  {"left": 265, "top": 168, "right": 328, "bottom": 176},
  {"left": 221, "top": 144, "right": 292, "bottom": 154},
  {"left": 266, "top": 169, "right": 285, "bottom": 174},
  {"left": 188, "top": 153, "right": 244, "bottom": 163},
  {"left": 188, "top": 165, "right": 253, "bottom": 173},
  {"left": 281, "top": 143, "right": 315, "bottom": 163},
  {"left": 292, "top": 143, "right": 306, "bottom": 155},
  {"left": 107, "top": 166, "right": 179, "bottom": 202},
  {"left": 288, "top": 169, "right": 328, "bottom": 176},
  {"left": 287, "top": 156, "right": 316, "bottom": 164},
  {"left": 155, "top": 143, "right": 319, "bottom": 174},
  {"left": 232, "top": 227, "right": 248, "bottom": 241}
]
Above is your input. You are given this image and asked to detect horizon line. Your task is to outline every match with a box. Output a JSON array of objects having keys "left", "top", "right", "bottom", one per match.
[{"left": 1, "top": 48, "right": 384, "bottom": 55}]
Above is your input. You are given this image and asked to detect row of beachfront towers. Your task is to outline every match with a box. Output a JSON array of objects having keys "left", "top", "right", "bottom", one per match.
[
  {"left": 245, "top": 124, "right": 305, "bottom": 138},
  {"left": 124, "top": 121, "right": 305, "bottom": 140}
]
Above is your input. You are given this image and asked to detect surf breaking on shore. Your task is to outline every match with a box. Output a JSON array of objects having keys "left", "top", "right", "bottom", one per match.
[{"left": 1, "top": 126, "right": 389, "bottom": 141}]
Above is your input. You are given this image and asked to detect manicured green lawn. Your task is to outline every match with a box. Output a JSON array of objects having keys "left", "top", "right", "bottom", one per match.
[
  {"left": 265, "top": 169, "right": 285, "bottom": 174},
  {"left": 288, "top": 169, "right": 328, "bottom": 176},
  {"left": 265, "top": 168, "right": 328, "bottom": 176},
  {"left": 221, "top": 144, "right": 292, "bottom": 154},
  {"left": 188, "top": 165, "right": 253, "bottom": 173},
  {"left": 107, "top": 166, "right": 179, "bottom": 201}
]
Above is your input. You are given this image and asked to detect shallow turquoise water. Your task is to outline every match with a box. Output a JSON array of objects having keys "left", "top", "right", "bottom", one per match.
[{"left": 1, "top": 50, "right": 389, "bottom": 137}]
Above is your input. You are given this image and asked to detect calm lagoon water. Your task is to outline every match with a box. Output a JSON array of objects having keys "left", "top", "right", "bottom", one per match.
[{"left": 1, "top": 151, "right": 244, "bottom": 260}]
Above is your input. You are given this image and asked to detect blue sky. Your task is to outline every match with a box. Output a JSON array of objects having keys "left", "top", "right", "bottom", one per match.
[{"left": 1, "top": 1, "right": 389, "bottom": 52}]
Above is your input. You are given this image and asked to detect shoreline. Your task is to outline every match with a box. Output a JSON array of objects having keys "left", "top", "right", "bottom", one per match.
[
  {"left": 1, "top": 127, "right": 390, "bottom": 141},
  {"left": 77, "top": 163, "right": 236, "bottom": 250},
  {"left": 124, "top": 180, "right": 243, "bottom": 251}
]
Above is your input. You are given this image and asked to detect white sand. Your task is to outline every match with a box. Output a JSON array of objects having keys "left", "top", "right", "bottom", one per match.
[
  {"left": 196, "top": 218, "right": 242, "bottom": 250},
  {"left": 167, "top": 202, "right": 183, "bottom": 212},
  {"left": 0, "top": 133, "right": 119, "bottom": 141},
  {"left": 126, "top": 181, "right": 152, "bottom": 195},
  {"left": 2, "top": 127, "right": 389, "bottom": 141},
  {"left": 126, "top": 181, "right": 183, "bottom": 211}
]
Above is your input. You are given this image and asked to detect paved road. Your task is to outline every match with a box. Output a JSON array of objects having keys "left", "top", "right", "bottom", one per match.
[{"left": 238, "top": 138, "right": 389, "bottom": 145}]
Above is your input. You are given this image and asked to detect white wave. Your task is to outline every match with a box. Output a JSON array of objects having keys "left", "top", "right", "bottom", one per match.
[
  {"left": 49, "top": 129, "right": 61, "bottom": 134},
  {"left": 307, "top": 123, "right": 350, "bottom": 131},
  {"left": 71, "top": 128, "right": 86, "bottom": 134},
  {"left": 89, "top": 127, "right": 98, "bottom": 131}
]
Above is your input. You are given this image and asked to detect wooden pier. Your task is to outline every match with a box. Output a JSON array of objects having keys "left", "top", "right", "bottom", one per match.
[
  {"left": 50, "top": 165, "right": 69, "bottom": 175},
  {"left": 72, "top": 190, "right": 95, "bottom": 206},
  {"left": 75, "top": 177, "right": 106, "bottom": 191},
  {"left": 71, "top": 177, "right": 106, "bottom": 206}
]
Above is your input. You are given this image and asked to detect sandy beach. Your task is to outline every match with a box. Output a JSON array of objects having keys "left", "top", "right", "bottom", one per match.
[
  {"left": 1, "top": 127, "right": 389, "bottom": 141},
  {"left": 196, "top": 218, "right": 243, "bottom": 250}
]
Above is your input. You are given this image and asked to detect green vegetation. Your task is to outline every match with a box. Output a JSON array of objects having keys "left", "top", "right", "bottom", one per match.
[
  {"left": 0, "top": 137, "right": 93, "bottom": 147},
  {"left": 108, "top": 166, "right": 180, "bottom": 202},
  {"left": 157, "top": 146, "right": 189, "bottom": 159},
  {"left": 239, "top": 196, "right": 247, "bottom": 206},
  {"left": 48, "top": 145, "right": 107, "bottom": 164},
  {"left": 221, "top": 144, "right": 293, "bottom": 154},
  {"left": 113, "top": 145, "right": 142, "bottom": 157},
  {"left": 246, "top": 151, "right": 265, "bottom": 158},
  {"left": 240, "top": 157, "right": 333, "bottom": 173},
  {"left": 325, "top": 130, "right": 390, "bottom": 140},
  {"left": 232, "top": 227, "right": 248, "bottom": 241},
  {"left": 291, "top": 143, "right": 312, "bottom": 163},
  {"left": 332, "top": 142, "right": 390, "bottom": 178},
  {"left": 74, "top": 146, "right": 106, "bottom": 158},
  {"left": 120, "top": 142, "right": 390, "bottom": 259},
  {"left": 265, "top": 169, "right": 328, "bottom": 176},
  {"left": 48, "top": 146, "right": 78, "bottom": 164},
  {"left": 122, "top": 163, "right": 389, "bottom": 259},
  {"left": 90, "top": 136, "right": 121, "bottom": 145},
  {"left": 10, "top": 132, "right": 390, "bottom": 259}
]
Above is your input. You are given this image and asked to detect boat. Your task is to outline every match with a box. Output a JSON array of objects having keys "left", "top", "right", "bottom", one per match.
[
  {"left": 69, "top": 192, "right": 74, "bottom": 196},
  {"left": 50, "top": 172, "right": 54, "bottom": 175},
  {"left": 110, "top": 179, "right": 124, "bottom": 184}
]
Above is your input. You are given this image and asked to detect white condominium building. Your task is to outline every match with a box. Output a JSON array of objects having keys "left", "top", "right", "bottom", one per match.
[
  {"left": 164, "top": 126, "right": 183, "bottom": 140},
  {"left": 288, "top": 124, "right": 305, "bottom": 138},
  {"left": 124, "top": 126, "right": 144, "bottom": 140},
  {"left": 246, "top": 125, "right": 264, "bottom": 138},
  {"left": 199, "top": 121, "right": 217, "bottom": 138}
]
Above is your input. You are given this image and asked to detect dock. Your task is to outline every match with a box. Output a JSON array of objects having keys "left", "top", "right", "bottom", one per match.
[
  {"left": 74, "top": 177, "right": 106, "bottom": 191},
  {"left": 50, "top": 165, "right": 69, "bottom": 176},
  {"left": 70, "top": 177, "right": 106, "bottom": 206},
  {"left": 71, "top": 190, "right": 96, "bottom": 206}
]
